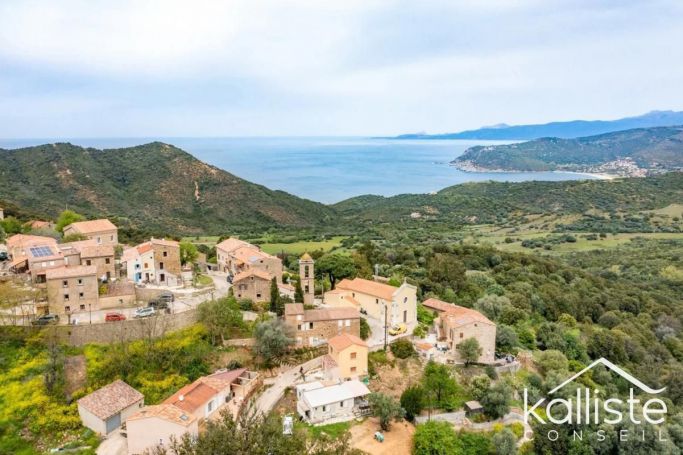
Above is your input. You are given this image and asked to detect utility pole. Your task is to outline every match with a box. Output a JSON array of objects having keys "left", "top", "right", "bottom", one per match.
[
  {"left": 89, "top": 304, "right": 92, "bottom": 324},
  {"left": 383, "top": 305, "right": 388, "bottom": 351}
]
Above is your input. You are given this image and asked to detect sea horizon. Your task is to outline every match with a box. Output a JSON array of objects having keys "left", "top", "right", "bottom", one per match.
[{"left": 0, "top": 136, "right": 598, "bottom": 204}]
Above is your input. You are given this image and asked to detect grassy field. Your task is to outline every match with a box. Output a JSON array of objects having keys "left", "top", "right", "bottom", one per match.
[{"left": 258, "top": 236, "right": 347, "bottom": 255}]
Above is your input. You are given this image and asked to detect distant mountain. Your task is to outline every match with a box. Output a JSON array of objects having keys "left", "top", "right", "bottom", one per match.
[
  {"left": 0, "top": 142, "right": 336, "bottom": 235},
  {"left": 394, "top": 110, "right": 683, "bottom": 140},
  {"left": 452, "top": 126, "right": 683, "bottom": 174}
]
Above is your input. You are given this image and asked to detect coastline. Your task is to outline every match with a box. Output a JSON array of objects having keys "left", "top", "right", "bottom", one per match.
[{"left": 451, "top": 160, "right": 618, "bottom": 180}]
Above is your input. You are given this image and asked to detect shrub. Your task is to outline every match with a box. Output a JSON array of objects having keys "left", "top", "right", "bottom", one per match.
[
  {"left": 391, "top": 338, "right": 415, "bottom": 359},
  {"left": 360, "top": 317, "right": 371, "bottom": 340},
  {"left": 400, "top": 385, "right": 425, "bottom": 421}
]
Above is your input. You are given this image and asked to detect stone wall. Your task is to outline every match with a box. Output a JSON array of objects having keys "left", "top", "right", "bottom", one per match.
[{"left": 57, "top": 308, "right": 198, "bottom": 346}]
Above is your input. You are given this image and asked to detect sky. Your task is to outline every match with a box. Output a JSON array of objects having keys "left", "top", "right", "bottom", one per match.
[{"left": 1, "top": 0, "right": 683, "bottom": 137}]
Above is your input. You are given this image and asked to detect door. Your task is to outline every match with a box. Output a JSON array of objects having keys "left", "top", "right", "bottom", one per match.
[
  {"left": 403, "top": 310, "right": 407, "bottom": 323},
  {"left": 105, "top": 413, "right": 121, "bottom": 433}
]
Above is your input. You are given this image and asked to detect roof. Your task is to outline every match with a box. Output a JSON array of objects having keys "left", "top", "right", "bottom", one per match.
[
  {"left": 27, "top": 220, "right": 52, "bottom": 229},
  {"left": 303, "top": 307, "right": 360, "bottom": 322},
  {"left": 6, "top": 234, "right": 57, "bottom": 251},
  {"left": 328, "top": 333, "right": 367, "bottom": 351},
  {"left": 233, "top": 268, "right": 273, "bottom": 283},
  {"left": 301, "top": 380, "right": 370, "bottom": 408},
  {"left": 163, "top": 381, "right": 219, "bottom": 414},
  {"left": 65, "top": 219, "right": 117, "bottom": 234},
  {"left": 415, "top": 342, "right": 435, "bottom": 352},
  {"left": 296, "top": 381, "right": 324, "bottom": 394},
  {"left": 77, "top": 380, "right": 143, "bottom": 420},
  {"left": 422, "top": 298, "right": 494, "bottom": 326},
  {"left": 231, "top": 246, "right": 272, "bottom": 264},
  {"left": 46, "top": 265, "right": 97, "bottom": 280},
  {"left": 215, "top": 237, "right": 251, "bottom": 253},
  {"left": 285, "top": 303, "right": 304, "bottom": 316},
  {"left": 127, "top": 404, "right": 196, "bottom": 427},
  {"left": 148, "top": 238, "right": 180, "bottom": 248},
  {"left": 336, "top": 278, "right": 398, "bottom": 301},
  {"left": 300, "top": 252, "right": 313, "bottom": 261},
  {"left": 465, "top": 400, "right": 483, "bottom": 410},
  {"left": 79, "top": 245, "right": 115, "bottom": 258},
  {"left": 201, "top": 368, "right": 247, "bottom": 391}
]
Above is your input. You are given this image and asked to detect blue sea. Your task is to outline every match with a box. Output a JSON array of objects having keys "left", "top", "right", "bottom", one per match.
[{"left": 0, "top": 137, "right": 597, "bottom": 204}]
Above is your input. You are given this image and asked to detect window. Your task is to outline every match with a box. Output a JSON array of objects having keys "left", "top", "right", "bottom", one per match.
[
  {"left": 79, "top": 292, "right": 84, "bottom": 299},
  {"left": 64, "top": 306, "right": 70, "bottom": 312},
  {"left": 338, "top": 320, "right": 343, "bottom": 328},
  {"left": 296, "top": 315, "right": 302, "bottom": 321},
  {"left": 159, "top": 262, "right": 164, "bottom": 270},
  {"left": 304, "top": 285, "right": 309, "bottom": 293},
  {"left": 77, "top": 279, "right": 83, "bottom": 286},
  {"left": 322, "top": 405, "right": 327, "bottom": 412},
  {"left": 163, "top": 251, "right": 168, "bottom": 257},
  {"left": 256, "top": 293, "right": 262, "bottom": 299},
  {"left": 86, "top": 260, "right": 92, "bottom": 266},
  {"left": 160, "top": 273, "right": 165, "bottom": 282},
  {"left": 345, "top": 319, "right": 351, "bottom": 327},
  {"left": 207, "top": 400, "right": 215, "bottom": 413},
  {"left": 351, "top": 367, "right": 357, "bottom": 373},
  {"left": 64, "top": 294, "right": 70, "bottom": 301},
  {"left": 350, "top": 352, "right": 357, "bottom": 359},
  {"left": 110, "top": 235, "right": 114, "bottom": 242},
  {"left": 404, "top": 296, "right": 408, "bottom": 303},
  {"left": 105, "top": 258, "right": 111, "bottom": 264},
  {"left": 79, "top": 304, "right": 85, "bottom": 310},
  {"left": 339, "top": 400, "right": 344, "bottom": 408},
  {"left": 62, "top": 280, "right": 68, "bottom": 288},
  {"left": 96, "top": 237, "right": 101, "bottom": 244},
  {"left": 375, "top": 298, "right": 379, "bottom": 304},
  {"left": 304, "top": 265, "right": 309, "bottom": 278},
  {"left": 459, "top": 332, "right": 464, "bottom": 339}
]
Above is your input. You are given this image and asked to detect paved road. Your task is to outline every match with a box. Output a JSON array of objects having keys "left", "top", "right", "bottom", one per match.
[{"left": 253, "top": 356, "right": 322, "bottom": 416}]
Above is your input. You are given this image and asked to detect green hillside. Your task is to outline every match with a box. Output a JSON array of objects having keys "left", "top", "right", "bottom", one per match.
[
  {"left": 0, "top": 142, "right": 336, "bottom": 235},
  {"left": 453, "top": 126, "right": 683, "bottom": 172}
]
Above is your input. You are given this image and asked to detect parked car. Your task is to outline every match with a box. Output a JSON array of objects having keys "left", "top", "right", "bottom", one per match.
[
  {"left": 32, "top": 314, "right": 60, "bottom": 326},
  {"left": 388, "top": 323, "right": 407, "bottom": 336},
  {"left": 148, "top": 299, "right": 169, "bottom": 310},
  {"left": 158, "top": 291, "right": 175, "bottom": 303},
  {"left": 105, "top": 312, "right": 126, "bottom": 322},
  {"left": 133, "top": 307, "right": 156, "bottom": 318},
  {"left": 226, "top": 275, "right": 233, "bottom": 284},
  {"left": 0, "top": 251, "right": 8, "bottom": 261}
]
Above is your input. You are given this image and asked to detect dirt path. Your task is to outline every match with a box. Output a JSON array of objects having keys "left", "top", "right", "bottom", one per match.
[{"left": 349, "top": 418, "right": 415, "bottom": 455}]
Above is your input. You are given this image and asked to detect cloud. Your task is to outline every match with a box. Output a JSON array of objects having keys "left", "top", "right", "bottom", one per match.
[{"left": 1, "top": 0, "right": 683, "bottom": 136}]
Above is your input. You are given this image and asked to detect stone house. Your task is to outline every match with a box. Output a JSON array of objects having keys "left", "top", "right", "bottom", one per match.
[
  {"left": 215, "top": 237, "right": 282, "bottom": 283},
  {"left": 63, "top": 219, "right": 118, "bottom": 246},
  {"left": 284, "top": 303, "right": 360, "bottom": 347},
  {"left": 6, "top": 234, "right": 63, "bottom": 279},
  {"left": 77, "top": 380, "right": 144, "bottom": 435},
  {"left": 296, "top": 380, "right": 371, "bottom": 425},
  {"left": 325, "top": 277, "right": 417, "bottom": 327},
  {"left": 45, "top": 265, "right": 99, "bottom": 316},
  {"left": 422, "top": 298, "right": 497, "bottom": 364},
  {"left": 59, "top": 240, "right": 115, "bottom": 281},
  {"left": 233, "top": 269, "right": 272, "bottom": 302},
  {"left": 122, "top": 238, "right": 181, "bottom": 286},
  {"left": 126, "top": 404, "right": 198, "bottom": 455},
  {"left": 324, "top": 333, "right": 368, "bottom": 380}
]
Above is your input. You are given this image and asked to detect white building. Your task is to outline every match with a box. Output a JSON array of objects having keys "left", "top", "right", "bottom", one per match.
[
  {"left": 296, "top": 380, "right": 371, "bottom": 425},
  {"left": 77, "top": 380, "right": 144, "bottom": 435}
]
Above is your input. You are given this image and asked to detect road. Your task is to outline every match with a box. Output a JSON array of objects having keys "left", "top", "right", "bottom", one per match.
[{"left": 253, "top": 356, "right": 322, "bottom": 416}]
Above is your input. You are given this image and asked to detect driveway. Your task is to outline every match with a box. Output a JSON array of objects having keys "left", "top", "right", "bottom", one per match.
[
  {"left": 96, "top": 431, "right": 127, "bottom": 455},
  {"left": 365, "top": 315, "right": 416, "bottom": 349},
  {"left": 253, "top": 356, "right": 322, "bottom": 415}
]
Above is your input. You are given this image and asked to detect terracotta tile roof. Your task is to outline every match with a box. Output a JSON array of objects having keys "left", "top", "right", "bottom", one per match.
[
  {"left": 7, "top": 234, "right": 58, "bottom": 252},
  {"left": 163, "top": 381, "right": 219, "bottom": 414},
  {"left": 415, "top": 342, "right": 435, "bottom": 351},
  {"left": 278, "top": 283, "right": 295, "bottom": 291},
  {"left": 65, "top": 219, "right": 117, "bottom": 234},
  {"left": 328, "top": 333, "right": 367, "bottom": 351},
  {"left": 232, "top": 246, "right": 271, "bottom": 263},
  {"left": 137, "top": 243, "right": 153, "bottom": 255},
  {"left": 303, "top": 307, "right": 360, "bottom": 322},
  {"left": 285, "top": 303, "right": 304, "bottom": 315},
  {"left": 149, "top": 238, "right": 180, "bottom": 248},
  {"left": 201, "top": 368, "right": 246, "bottom": 391},
  {"left": 46, "top": 265, "right": 97, "bottom": 280},
  {"left": 77, "top": 380, "right": 143, "bottom": 420},
  {"left": 79, "top": 245, "right": 115, "bottom": 258},
  {"left": 336, "top": 278, "right": 397, "bottom": 301},
  {"left": 127, "top": 404, "right": 196, "bottom": 426},
  {"left": 422, "top": 298, "right": 493, "bottom": 326},
  {"left": 215, "top": 237, "right": 251, "bottom": 253},
  {"left": 28, "top": 220, "right": 52, "bottom": 229},
  {"left": 233, "top": 268, "right": 272, "bottom": 283}
]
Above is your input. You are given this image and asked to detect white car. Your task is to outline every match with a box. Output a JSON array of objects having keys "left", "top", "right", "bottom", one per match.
[{"left": 133, "top": 307, "right": 156, "bottom": 318}]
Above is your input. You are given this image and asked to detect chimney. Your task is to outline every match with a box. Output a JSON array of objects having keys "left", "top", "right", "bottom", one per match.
[{"left": 179, "top": 394, "right": 184, "bottom": 401}]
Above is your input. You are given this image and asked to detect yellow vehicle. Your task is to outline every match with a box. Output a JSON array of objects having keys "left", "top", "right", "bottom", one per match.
[{"left": 389, "top": 323, "right": 407, "bottom": 336}]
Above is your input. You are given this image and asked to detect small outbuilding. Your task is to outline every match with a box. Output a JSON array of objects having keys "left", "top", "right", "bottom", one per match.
[
  {"left": 77, "top": 380, "right": 144, "bottom": 435},
  {"left": 465, "top": 400, "right": 484, "bottom": 417}
]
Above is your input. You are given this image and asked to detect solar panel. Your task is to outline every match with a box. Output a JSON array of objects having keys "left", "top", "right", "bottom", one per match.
[{"left": 29, "top": 246, "right": 54, "bottom": 257}]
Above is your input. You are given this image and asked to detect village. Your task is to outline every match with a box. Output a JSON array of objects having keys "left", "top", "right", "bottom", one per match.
[{"left": 0, "top": 209, "right": 527, "bottom": 455}]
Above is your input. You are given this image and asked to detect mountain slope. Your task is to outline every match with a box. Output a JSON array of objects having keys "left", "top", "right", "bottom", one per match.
[
  {"left": 452, "top": 126, "right": 683, "bottom": 173},
  {"left": 0, "top": 142, "right": 336, "bottom": 234},
  {"left": 395, "top": 110, "right": 683, "bottom": 140}
]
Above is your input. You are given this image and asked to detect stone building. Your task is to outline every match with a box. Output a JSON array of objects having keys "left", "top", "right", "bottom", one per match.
[
  {"left": 59, "top": 240, "right": 115, "bottom": 281},
  {"left": 233, "top": 269, "right": 272, "bottom": 302},
  {"left": 324, "top": 333, "right": 368, "bottom": 380},
  {"left": 422, "top": 298, "right": 497, "bottom": 364},
  {"left": 63, "top": 219, "right": 118, "bottom": 246},
  {"left": 325, "top": 277, "right": 417, "bottom": 327},
  {"left": 46, "top": 265, "right": 100, "bottom": 316},
  {"left": 299, "top": 253, "right": 315, "bottom": 304},
  {"left": 284, "top": 303, "right": 360, "bottom": 347},
  {"left": 215, "top": 237, "right": 282, "bottom": 283},
  {"left": 122, "top": 238, "right": 181, "bottom": 286}
]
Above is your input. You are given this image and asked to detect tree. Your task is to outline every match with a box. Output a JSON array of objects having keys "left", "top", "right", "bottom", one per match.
[
  {"left": 480, "top": 383, "right": 511, "bottom": 419},
  {"left": 0, "top": 216, "right": 24, "bottom": 235},
  {"left": 294, "top": 278, "right": 304, "bottom": 303},
  {"left": 422, "top": 361, "right": 458, "bottom": 408},
  {"left": 492, "top": 428, "right": 517, "bottom": 455},
  {"left": 55, "top": 210, "right": 84, "bottom": 233},
  {"left": 390, "top": 338, "right": 415, "bottom": 359},
  {"left": 426, "top": 253, "right": 466, "bottom": 290},
  {"left": 316, "top": 253, "right": 355, "bottom": 289},
  {"left": 400, "top": 385, "right": 424, "bottom": 421},
  {"left": 270, "top": 278, "right": 279, "bottom": 313},
  {"left": 496, "top": 324, "right": 519, "bottom": 351},
  {"left": 457, "top": 337, "right": 482, "bottom": 366},
  {"left": 368, "top": 392, "right": 404, "bottom": 431},
  {"left": 197, "top": 296, "right": 244, "bottom": 345},
  {"left": 253, "top": 318, "right": 294, "bottom": 368},
  {"left": 180, "top": 241, "right": 199, "bottom": 266},
  {"left": 413, "top": 421, "right": 459, "bottom": 455},
  {"left": 0, "top": 224, "right": 5, "bottom": 242},
  {"left": 474, "top": 294, "right": 510, "bottom": 321},
  {"left": 359, "top": 317, "right": 371, "bottom": 340},
  {"left": 151, "top": 409, "right": 362, "bottom": 455},
  {"left": 468, "top": 375, "right": 491, "bottom": 401}
]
